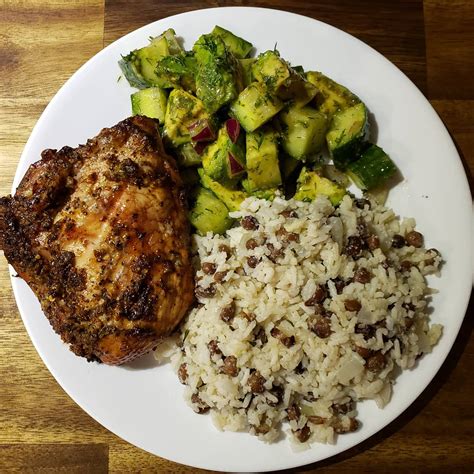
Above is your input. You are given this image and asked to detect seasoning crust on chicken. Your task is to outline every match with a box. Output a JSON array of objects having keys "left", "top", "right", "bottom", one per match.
[{"left": 0, "top": 116, "right": 194, "bottom": 364}]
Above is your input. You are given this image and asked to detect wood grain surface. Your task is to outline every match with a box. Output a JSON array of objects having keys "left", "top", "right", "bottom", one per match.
[{"left": 0, "top": 1, "right": 472, "bottom": 472}]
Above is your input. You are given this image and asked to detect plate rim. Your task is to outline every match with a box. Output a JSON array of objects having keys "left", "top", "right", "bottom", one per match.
[{"left": 9, "top": 6, "right": 473, "bottom": 472}]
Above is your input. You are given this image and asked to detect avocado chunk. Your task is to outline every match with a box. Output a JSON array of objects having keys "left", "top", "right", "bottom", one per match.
[
  {"left": 163, "top": 89, "right": 209, "bottom": 147},
  {"left": 252, "top": 188, "right": 277, "bottom": 201},
  {"left": 230, "top": 82, "right": 284, "bottom": 132},
  {"left": 189, "top": 187, "right": 233, "bottom": 235},
  {"left": 155, "top": 51, "right": 197, "bottom": 92},
  {"left": 306, "top": 71, "right": 360, "bottom": 118},
  {"left": 246, "top": 127, "right": 282, "bottom": 191},
  {"left": 199, "top": 169, "right": 248, "bottom": 211},
  {"left": 193, "top": 34, "right": 243, "bottom": 113},
  {"left": 202, "top": 125, "right": 246, "bottom": 187},
  {"left": 280, "top": 105, "right": 328, "bottom": 160},
  {"left": 294, "top": 167, "right": 346, "bottom": 205},
  {"left": 346, "top": 144, "right": 397, "bottom": 190},
  {"left": 131, "top": 87, "right": 168, "bottom": 123},
  {"left": 211, "top": 26, "right": 253, "bottom": 59},
  {"left": 252, "top": 50, "right": 317, "bottom": 104},
  {"left": 292, "top": 80, "right": 320, "bottom": 108},
  {"left": 242, "top": 179, "right": 277, "bottom": 201},
  {"left": 326, "top": 102, "right": 369, "bottom": 170}
]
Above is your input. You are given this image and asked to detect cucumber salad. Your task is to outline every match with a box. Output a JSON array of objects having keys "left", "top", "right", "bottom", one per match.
[{"left": 119, "top": 26, "right": 398, "bottom": 234}]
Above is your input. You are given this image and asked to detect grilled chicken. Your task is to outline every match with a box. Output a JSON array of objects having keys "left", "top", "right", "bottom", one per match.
[{"left": 0, "top": 116, "right": 194, "bottom": 364}]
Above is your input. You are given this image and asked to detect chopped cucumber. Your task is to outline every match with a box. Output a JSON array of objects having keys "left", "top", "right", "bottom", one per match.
[
  {"left": 280, "top": 105, "right": 328, "bottom": 160},
  {"left": 199, "top": 169, "right": 248, "bottom": 211},
  {"left": 239, "top": 58, "right": 256, "bottom": 86},
  {"left": 119, "top": 36, "right": 169, "bottom": 88},
  {"left": 366, "top": 186, "right": 389, "bottom": 206},
  {"left": 346, "top": 144, "right": 397, "bottom": 190},
  {"left": 292, "top": 65, "right": 305, "bottom": 74},
  {"left": 246, "top": 127, "right": 282, "bottom": 191},
  {"left": 161, "top": 28, "right": 182, "bottom": 55},
  {"left": 163, "top": 89, "right": 209, "bottom": 147},
  {"left": 252, "top": 50, "right": 291, "bottom": 90},
  {"left": 306, "top": 71, "right": 360, "bottom": 118},
  {"left": 131, "top": 37, "right": 169, "bottom": 85},
  {"left": 176, "top": 143, "right": 203, "bottom": 167},
  {"left": 230, "top": 82, "right": 284, "bottom": 132},
  {"left": 326, "top": 102, "right": 369, "bottom": 170},
  {"left": 120, "top": 27, "right": 401, "bottom": 233},
  {"left": 189, "top": 187, "right": 233, "bottom": 235},
  {"left": 322, "top": 164, "right": 350, "bottom": 188},
  {"left": 211, "top": 26, "right": 253, "bottom": 59},
  {"left": 119, "top": 29, "right": 182, "bottom": 89},
  {"left": 294, "top": 167, "right": 346, "bottom": 205},
  {"left": 131, "top": 87, "right": 168, "bottom": 123}
]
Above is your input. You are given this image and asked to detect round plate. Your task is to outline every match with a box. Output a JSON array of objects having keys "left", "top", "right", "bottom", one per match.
[{"left": 11, "top": 7, "right": 472, "bottom": 472}]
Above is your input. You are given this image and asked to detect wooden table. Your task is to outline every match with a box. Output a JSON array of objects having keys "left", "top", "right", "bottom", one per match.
[{"left": 0, "top": 1, "right": 473, "bottom": 472}]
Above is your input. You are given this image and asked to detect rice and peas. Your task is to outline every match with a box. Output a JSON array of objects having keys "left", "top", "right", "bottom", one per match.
[{"left": 155, "top": 194, "right": 442, "bottom": 446}]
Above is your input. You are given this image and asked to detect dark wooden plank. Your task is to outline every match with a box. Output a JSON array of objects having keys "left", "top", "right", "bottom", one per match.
[
  {"left": 104, "top": 0, "right": 426, "bottom": 92},
  {"left": 0, "top": 100, "right": 46, "bottom": 197},
  {"left": 0, "top": 444, "right": 108, "bottom": 474},
  {"left": 0, "top": 3, "right": 115, "bottom": 472},
  {"left": 425, "top": 0, "right": 474, "bottom": 99},
  {"left": 0, "top": 318, "right": 112, "bottom": 444},
  {"left": 0, "top": 0, "right": 105, "bottom": 197},
  {"left": 430, "top": 100, "right": 474, "bottom": 186},
  {"left": 1, "top": 1, "right": 473, "bottom": 472},
  {"left": 0, "top": 264, "right": 19, "bottom": 321},
  {"left": 109, "top": 443, "right": 213, "bottom": 473},
  {"left": 0, "top": 1, "right": 104, "bottom": 101}
]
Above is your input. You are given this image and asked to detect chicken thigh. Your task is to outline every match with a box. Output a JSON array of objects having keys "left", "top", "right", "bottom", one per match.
[{"left": 0, "top": 116, "right": 194, "bottom": 364}]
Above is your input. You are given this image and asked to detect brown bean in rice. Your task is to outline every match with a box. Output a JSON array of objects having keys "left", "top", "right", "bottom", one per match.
[{"left": 156, "top": 195, "right": 442, "bottom": 446}]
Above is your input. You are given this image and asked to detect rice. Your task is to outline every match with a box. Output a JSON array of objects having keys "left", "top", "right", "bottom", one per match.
[{"left": 156, "top": 194, "right": 443, "bottom": 446}]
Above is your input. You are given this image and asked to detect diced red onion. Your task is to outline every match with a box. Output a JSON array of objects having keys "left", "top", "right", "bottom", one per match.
[
  {"left": 228, "top": 152, "right": 245, "bottom": 176},
  {"left": 226, "top": 119, "right": 241, "bottom": 143},
  {"left": 193, "top": 141, "right": 207, "bottom": 155},
  {"left": 188, "top": 120, "right": 215, "bottom": 142}
]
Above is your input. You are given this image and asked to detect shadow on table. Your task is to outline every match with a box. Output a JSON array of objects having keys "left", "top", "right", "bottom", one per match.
[
  {"left": 450, "top": 132, "right": 474, "bottom": 196},
  {"left": 276, "top": 289, "right": 474, "bottom": 474}
]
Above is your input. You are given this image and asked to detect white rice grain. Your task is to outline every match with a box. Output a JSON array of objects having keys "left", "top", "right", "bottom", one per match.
[{"left": 156, "top": 195, "right": 442, "bottom": 447}]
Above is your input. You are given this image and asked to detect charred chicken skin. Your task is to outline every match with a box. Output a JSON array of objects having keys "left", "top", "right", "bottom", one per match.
[{"left": 0, "top": 116, "right": 194, "bottom": 364}]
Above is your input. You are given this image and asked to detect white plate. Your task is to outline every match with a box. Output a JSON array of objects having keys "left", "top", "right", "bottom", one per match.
[{"left": 10, "top": 7, "right": 473, "bottom": 472}]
